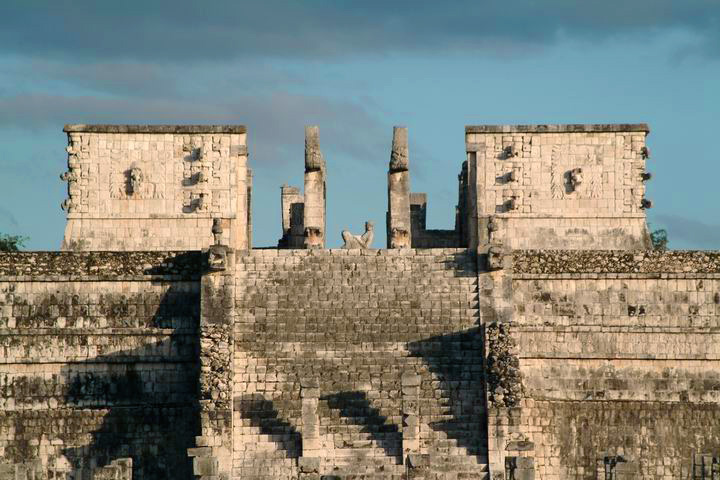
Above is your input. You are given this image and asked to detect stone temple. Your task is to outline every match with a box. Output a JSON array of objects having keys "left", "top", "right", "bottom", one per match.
[{"left": 1, "top": 123, "right": 719, "bottom": 480}]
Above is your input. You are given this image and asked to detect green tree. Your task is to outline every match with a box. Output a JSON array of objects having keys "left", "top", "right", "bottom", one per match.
[
  {"left": 0, "top": 233, "right": 28, "bottom": 252},
  {"left": 650, "top": 228, "right": 668, "bottom": 251}
]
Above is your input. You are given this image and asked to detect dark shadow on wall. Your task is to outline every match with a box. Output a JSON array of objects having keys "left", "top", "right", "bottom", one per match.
[
  {"left": 436, "top": 251, "right": 478, "bottom": 278},
  {"left": 235, "top": 394, "right": 302, "bottom": 458},
  {"left": 320, "top": 391, "right": 403, "bottom": 463},
  {"left": 408, "top": 327, "right": 487, "bottom": 459},
  {"left": 57, "top": 274, "right": 201, "bottom": 479}
]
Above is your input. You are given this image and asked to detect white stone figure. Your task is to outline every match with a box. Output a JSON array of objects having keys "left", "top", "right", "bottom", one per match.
[{"left": 342, "top": 221, "right": 374, "bottom": 249}]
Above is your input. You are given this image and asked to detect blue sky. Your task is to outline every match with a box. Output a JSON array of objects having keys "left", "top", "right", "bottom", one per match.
[{"left": 0, "top": 1, "right": 718, "bottom": 249}]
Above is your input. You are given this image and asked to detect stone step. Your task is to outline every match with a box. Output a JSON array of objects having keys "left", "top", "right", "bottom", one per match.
[
  {"left": 233, "top": 450, "right": 299, "bottom": 460},
  {"left": 235, "top": 441, "right": 299, "bottom": 452},
  {"left": 233, "top": 431, "right": 300, "bottom": 443},
  {"left": 323, "top": 431, "right": 402, "bottom": 441}
]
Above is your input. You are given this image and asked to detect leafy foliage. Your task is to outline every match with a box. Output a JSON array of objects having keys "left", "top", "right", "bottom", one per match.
[
  {"left": 650, "top": 228, "right": 668, "bottom": 251},
  {"left": 0, "top": 233, "right": 28, "bottom": 252}
]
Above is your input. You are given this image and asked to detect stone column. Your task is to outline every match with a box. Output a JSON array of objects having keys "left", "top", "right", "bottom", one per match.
[
  {"left": 299, "top": 378, "right": 321, "bottom": 479},
  {"left": 303, "top": 126, "right": 326, "bottom": 249},
  {"left": 387, "top": 127, "right": 411, "bottom": 248}
]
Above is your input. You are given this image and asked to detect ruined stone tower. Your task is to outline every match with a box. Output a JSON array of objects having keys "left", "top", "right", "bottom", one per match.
[{"left": 1, "top": 123, "right": 719, "bottom": 480}]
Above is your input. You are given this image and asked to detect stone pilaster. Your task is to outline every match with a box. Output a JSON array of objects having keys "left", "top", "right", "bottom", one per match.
[
  {"left": 189, "top": 249, "right": 236, "bottom": 479},
  {"left": 401, "top": 373, "right": 421, "bottom": 460},
  {"left": 299, "top": 378, "right": 321, "bottom": 479}
]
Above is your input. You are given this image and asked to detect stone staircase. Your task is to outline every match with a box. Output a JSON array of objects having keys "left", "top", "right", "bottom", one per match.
[
  {"left": 411, "top": 328, "right": 489, "bottom": 479},
  {"left": 318, "top": 391, "right": 406, "bottom": 478},
  {"left": 233, "top": 248, "right": 488, "bottom": 479},
  {"left": 232, "top": 395, "right": 301, "bottom": 479}
]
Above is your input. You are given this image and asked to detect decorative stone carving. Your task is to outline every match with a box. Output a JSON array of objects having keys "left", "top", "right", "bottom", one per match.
[
  {"left": 127, "top": 166, "right": 144, "bottom": 195},
  {"left": 342, "top": 221, "right": 374, "bottom": 249},
  {"left": 550, "top": 146, "right": 601, "bottom": 199},
  {"left": 195, "top": 193, "right": 208, "bottom": 212},
  {"left": 60, "top": 198, "right": 74, "bottom": 212},
  {"left": 110, "top": 164, "right": 163, "bottom": 199},
  {"left": 212, "top": 218, "right": 224, "bottom": 245},
  {"left": 389, "top": 126, "right": 408, "bottom": 172},
  {"left": 503, "top": 145, "right": 518, "bottom": 159},
  {"left": 641, "top": 198, "right": 653, "bottom": 209},
  {"left": 568, "top": 167, "right": 583, "bottom": 191},
  {"left": 305, "top": 126, "right": 324, "bottom": 172},
  {"left": 389, "top": 227, "right": 410, "bottom": 248},
  {"left": 487, "top": 244, "right": 505, "bottom": 271},
  {"left": 304, "top": 226, "right": 324, "bottom": 249},
  {"left": 486, "top": 321, "right": 523, "bottom": 407},
  {"left": 640, "top": 146, "right": 650, "bottom": 159},
  {"left": 208, "top": 245, "right": 228, "bottom": 271},
  {"left": 60, "top": 169, "right": 79, "bottom": 214},
  {"left": 59, "top": 171, "right": 77, "bottom": 183}
]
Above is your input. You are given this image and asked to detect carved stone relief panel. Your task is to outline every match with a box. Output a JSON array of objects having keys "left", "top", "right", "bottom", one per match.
[
  {"left": 550, "top": 145, "right": 602, "bottom": 199},
  {"left": 110, "top": 163, "right": 164, "bottom": 199},
  {"left": 60, "top": 138, "right": 83, "bottom": 212},
  {"left": 181, "top": 136, "right": 229, "bottom": 216},
  {"left": 183, "top": 191, "right": 210, "bottom": 213}
]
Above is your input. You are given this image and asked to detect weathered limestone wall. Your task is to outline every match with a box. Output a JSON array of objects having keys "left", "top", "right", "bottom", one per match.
[
  {"left": 0, "top": 252, "right": 202, "bottom": 479},
  {"left": 61, "top": 125, "right": 250, "bottom": 251},
  {"left": 410, "top": 193, "right": 463, "bottom": 248},
  {"left": 484, "top": 250, "right": 720, "bottom": 480},
  {"left": 231, "top": 249, "right": 487, "bottom": 479},
  {"left": 189, "top": 259, "right": 237, "bottom": 480},
  {"left": 278, "top": 185, "right": 304, "bottom": 248},
  {"left": 465, "top": 124, "right": 652, "bottom": 250}
]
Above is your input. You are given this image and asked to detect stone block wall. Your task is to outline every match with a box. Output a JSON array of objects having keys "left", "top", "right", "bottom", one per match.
[
  {"left": 465, "top": 124, "right": 651, "bottom": 250},
  {"left": 484, "top": 250, "right": 720, "bottom": 480},
  {"left": 61, "top": 125, "right": 250, "bottom": 251},
  {"left": 232, "top": 248, "right": 487, "bottom": 479},
  {"left": 0, "top": 252, "right": 202, "bottom": 479},
  {"left": 409, "top": 193, "right": 464, "bottom": 248}
]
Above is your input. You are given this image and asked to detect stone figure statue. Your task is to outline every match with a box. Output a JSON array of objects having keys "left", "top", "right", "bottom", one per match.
[{"left": 342, "top": 221, "right": 374, "bottom": 249}]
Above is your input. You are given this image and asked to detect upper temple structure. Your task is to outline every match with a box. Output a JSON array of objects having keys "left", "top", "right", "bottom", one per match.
[{"left": 2, "top": 122, "right": 718, "bottom": 480}]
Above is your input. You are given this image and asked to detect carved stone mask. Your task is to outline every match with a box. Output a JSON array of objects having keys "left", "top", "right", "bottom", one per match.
[
  {"left": 390, "top": 146, "right": 408, "bottom": 172},
  {"left": 569, "top": 168, "right": 583, "bottom": 190},
  {"left": 128, "top": 167, "right": 144, "bottom": 195}
]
